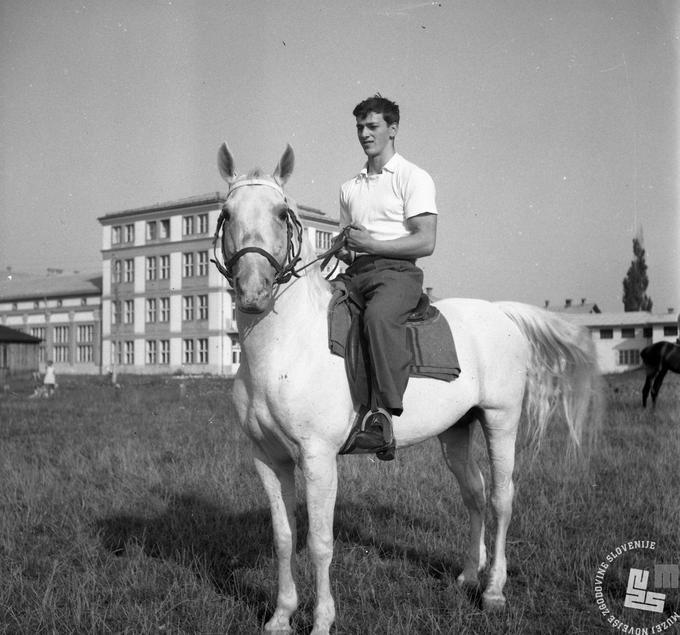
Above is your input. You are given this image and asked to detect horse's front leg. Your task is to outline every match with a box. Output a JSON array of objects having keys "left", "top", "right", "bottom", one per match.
[
  {"left": 301, "top": 447, "right": 339, "bottom": 635},
  {"left": 253, "top": 449, "right": 299, "bottom": 634},
  {"left": 642, "top": 372, "right": 654, "bottom": 407}
]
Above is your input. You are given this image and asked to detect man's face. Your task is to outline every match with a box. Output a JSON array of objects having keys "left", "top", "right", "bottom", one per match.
[{"left": 355, "top": 111, "right": 397, "bottom": 158}]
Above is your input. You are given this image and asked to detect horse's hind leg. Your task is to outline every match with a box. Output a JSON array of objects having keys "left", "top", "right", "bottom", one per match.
[
  {"left": 478, "top": 407, "right": 520, "bottom": 611},
  {"left": 438, "top": 413, "right": 487, "bottom": 587},
  {"left": 642, "top": 371, "right": 655, "bottom": 407},
  {"left": 651, "top": 368, "right": 668, "bottom": 407},
  {"left": 253, "top": 451, "right": 299, "bottom": 634}
]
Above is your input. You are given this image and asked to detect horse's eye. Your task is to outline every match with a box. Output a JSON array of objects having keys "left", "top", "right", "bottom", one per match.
[{"left": 278, "top": 209, "right": 288, "bottom": 222}]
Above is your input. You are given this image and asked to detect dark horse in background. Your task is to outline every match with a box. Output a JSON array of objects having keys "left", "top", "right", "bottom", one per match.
[{"left": 641, "top": 340, "right": 680, "bottom": 407}]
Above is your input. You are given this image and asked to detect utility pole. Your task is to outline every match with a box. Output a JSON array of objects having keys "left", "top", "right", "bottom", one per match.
[{"left": 111, "top": 256, "right": 119, "bottom": 385}]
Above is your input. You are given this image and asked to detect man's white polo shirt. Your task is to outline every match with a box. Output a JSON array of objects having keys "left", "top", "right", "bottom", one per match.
[{"left": 339, "top": 152, "right": 437, "bottom": 243}]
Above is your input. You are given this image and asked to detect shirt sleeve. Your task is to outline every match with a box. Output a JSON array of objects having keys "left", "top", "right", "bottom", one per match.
[
  {"left": 403, "top": 168, "right": 437, "bottom": 219},
  {"left": 338, "top": 184, "right": 351, "bottom": 227}
]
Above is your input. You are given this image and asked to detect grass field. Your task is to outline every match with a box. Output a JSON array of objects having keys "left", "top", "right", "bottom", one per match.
[{"left": 0, "top": 370, "right": 678, "bottom": 634}]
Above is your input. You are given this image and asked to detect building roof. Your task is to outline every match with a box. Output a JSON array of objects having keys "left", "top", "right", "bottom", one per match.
[
  {"left": 561, "top": 311, "right": 678, "bottom": 328},
  {"left": 0, "top": 272, "right": 102, "bottom": 302},
  {"left": 0, "top": 324, "right": 42, "bottom": 343},
  {"left": 547, "top": 299, "right": 601, "bottom": 314},
  {"left": 98, "top": 191, "right": 331, "bottom": 223}
]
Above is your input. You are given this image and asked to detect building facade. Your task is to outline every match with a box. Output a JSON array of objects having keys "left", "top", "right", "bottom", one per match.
[
  {"left": 0, "top": 272, "right": 102, "bottom": 375},
  {"left": 98, "top": 192, "right": 342, "bottom": 376},
  {"left": 561, "top": 310, "right": 679, "bottom": 374}
]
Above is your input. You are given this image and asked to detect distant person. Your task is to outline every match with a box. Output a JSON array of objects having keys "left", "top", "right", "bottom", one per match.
[
  {"left": 336, "top": 94, "right": 438, "bottom": 460},
  {"left": 43, "top": 360, "right": 56, "bottom": 397}
]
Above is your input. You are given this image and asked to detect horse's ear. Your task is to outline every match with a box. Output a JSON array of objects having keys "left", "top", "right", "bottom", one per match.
[
  {"left": 218, "top": 142, "right": 236, "bottom": 184},
  {"left": 273, "top": 144, "right": 294, "bottom": 186}
]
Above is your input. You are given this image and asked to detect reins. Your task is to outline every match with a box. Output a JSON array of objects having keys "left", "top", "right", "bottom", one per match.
[{"left": 211, "top": 179, "right": 346, "bottom": 286}]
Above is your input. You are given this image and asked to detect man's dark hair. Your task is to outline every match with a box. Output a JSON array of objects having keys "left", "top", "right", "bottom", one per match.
[{"left": 353, "top": 94, "right": 400, "bottom": 126}]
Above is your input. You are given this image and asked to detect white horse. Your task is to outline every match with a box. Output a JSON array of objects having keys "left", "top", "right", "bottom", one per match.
[{"left": 215, "top": 143, "right": 602, "bottom": 635}]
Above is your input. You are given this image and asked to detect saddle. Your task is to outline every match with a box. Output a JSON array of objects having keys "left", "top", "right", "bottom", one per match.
[{"left": 327, "top": 280, "right": 461, "bottom": 413}]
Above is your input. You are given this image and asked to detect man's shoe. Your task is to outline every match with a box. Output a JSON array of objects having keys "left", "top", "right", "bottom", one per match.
[{"left": 354, "top": 408, "right": 395, "bottom": 461}]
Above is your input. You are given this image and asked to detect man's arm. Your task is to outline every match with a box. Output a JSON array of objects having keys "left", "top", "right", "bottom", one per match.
[{"left": 344, "top": 213, "right": 437, "bottom": 259}]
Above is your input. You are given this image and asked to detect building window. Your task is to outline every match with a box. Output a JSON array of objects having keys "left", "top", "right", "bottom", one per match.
[
  {"left": 56, "top": 299, "right": 63, "bottom": 308},
  {"left": 159, "top": 219, "right": 170, "bottom": 239},
  {"left": 183, "top": 338, "right": 195, "bottom": 364},
  {"left": 197, "top": 251, "right": 209, "bottom": 277},
  {"left": 112, "top": 260, "right": 122, "bottom": 284},
  {"left": 621, "top": 328, "right": 635, "bottom": 339},
  {"left": 111, "top": 341, "right": 122, "bottom": 366},
  {"left": 30, "top": 327, "right": 46, "bottom": 340},
  {"left": 77, "top": 324, "right": 93, "bottom": 343},
  {"left": 183, "top": 253, "right": 195, "bottom": 277},
  {"left": 54, "top": 345, "right": 69, "bottom": 363},
  {"left": 76, "top": 345, "right": 93, "bottom": 363},
  {"left": 160, "top": 340, "right": 170, "bottom": 364},
  {"left": 54, "top": 325, "right": 69, "bottom": 344},
  {"left": 160, "top": 255, "right": 170, "bottom": 279},
  {"left": 146, "top": 256, "right": 157, "bottom": 281},
  {"left": 81, "top": 297, "right": 87, "bottom": 306},
  {"left": 160, "top": 297, "right": 170, "bottom": 322},
  {"left": 231, "top": 336, "right": 241, "bottom": 365},
  {"left": 599, "top": 329, "right": 613, "bottom": 339},
  {"left": 183, "top": 295, "right": 195, "bottom": 321},
  {"left": 112, "top": 300, "right": 121, "bottom": 325},
  {"left": 643, "top": 327, "right": 653, "bottom": 338},
  {"left": 183, "top": 215, "right": 195, "bottom": 236},
  {"left": 146, "top": 340, "right": 157, "bottom": 365},
  {"left": 124, "top": 299, "right": 134, "bottom": 324},
  {"left": 618, "top": 349, "right": 640, "bottom": 366},
  {"left": 146, "top": 298, "right": 157, "bottom": 323},
  {"left": 146, "top": 221, "right": 157, "bottom": 241},
  {"left": 125, "top": 224, "right": 135, "bottom": 243},
  {"left": 315, "top": 230, "right": 332, "bottom": 251},
  {"left": 11, "top": 302, "right": 17, "bottom": 311},
  {"left": 198, "top": 213, "right": 209, "bottom": 234},
  {"left": 124, "top": 341, "right": 134, "bottom": 365},
  {"left": 33, "top": 301, "right": 40, "bottom": 309},
  {"left": 197, "top": 338, "right": 208, "bottom": 364},
  {"left": 112, "top": 226, "right": 122, "bottom": 244},
  {"left": 664, "top": 325, "right": 678, "bottom": 337},
  {"left": 198, "top": 295, "right": 208, "bottom": 320},
  {"left": 124, "top": 259, "right": 134, "bottom": 283}
]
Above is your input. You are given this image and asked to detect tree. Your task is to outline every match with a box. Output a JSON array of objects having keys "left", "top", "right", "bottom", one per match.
[{"left": 622, "top": 236, "right": 653, "bottom": 312}]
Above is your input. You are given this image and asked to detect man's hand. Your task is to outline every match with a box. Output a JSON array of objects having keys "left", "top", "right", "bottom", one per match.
[{"left": 345, "top": 224, "right": 375, "bottom": 253}]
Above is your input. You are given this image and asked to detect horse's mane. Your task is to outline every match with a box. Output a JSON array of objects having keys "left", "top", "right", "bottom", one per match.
[{"left": 287, "top": 198, "right": 332, "bottom": 308}]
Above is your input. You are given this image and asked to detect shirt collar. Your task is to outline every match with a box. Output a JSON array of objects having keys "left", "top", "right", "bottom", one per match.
[{"left": 358, "top": 152, "right": 402, "bottom": 178}]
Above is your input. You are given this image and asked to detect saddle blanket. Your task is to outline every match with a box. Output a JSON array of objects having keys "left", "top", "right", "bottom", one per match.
[{"left": 327, "top": 282, "right": 461, "bottom": 387}]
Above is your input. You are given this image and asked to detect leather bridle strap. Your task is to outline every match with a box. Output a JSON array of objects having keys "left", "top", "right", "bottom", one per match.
[{"left": 210, "top": 178, "right": 304, "bottom": 286}]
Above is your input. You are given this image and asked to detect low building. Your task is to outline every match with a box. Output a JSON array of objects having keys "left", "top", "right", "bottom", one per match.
[
  {"left": 0, "top": 272, "right": 102, "bottom": 375},
  {"left": 0, "top": 324, "right": 42, "bottom": 385},
  {"left": 560, "top": 309, "right": 678, "bottom": 374}
]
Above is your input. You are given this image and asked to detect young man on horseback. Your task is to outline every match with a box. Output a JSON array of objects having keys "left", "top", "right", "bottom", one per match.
[{"left": 337, "top": 95, "right": 438, "bottom": 460}]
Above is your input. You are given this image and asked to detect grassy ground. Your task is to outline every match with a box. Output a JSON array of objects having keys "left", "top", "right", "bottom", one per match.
[{"left": 0, "top": 371, "right": 678, "bottom": 634}]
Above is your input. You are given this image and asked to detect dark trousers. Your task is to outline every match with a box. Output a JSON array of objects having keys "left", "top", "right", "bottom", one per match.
[{"left": 344, "top": 256, "right": 424, "bottom": 415}]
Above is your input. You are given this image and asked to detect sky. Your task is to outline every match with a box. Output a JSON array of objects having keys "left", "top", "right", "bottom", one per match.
[{"left": 1, "top": 0, "right": 678, "bottom": 313}]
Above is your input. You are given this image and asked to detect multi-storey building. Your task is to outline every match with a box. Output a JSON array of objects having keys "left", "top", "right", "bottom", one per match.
[{"left": 98, "top": 192, "right": 342, "bottom": 376}]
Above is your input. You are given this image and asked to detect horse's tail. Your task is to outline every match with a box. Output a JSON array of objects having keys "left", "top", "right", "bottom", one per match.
[{"left": 495, "top": 301, "right": 604, "bottom": 459}]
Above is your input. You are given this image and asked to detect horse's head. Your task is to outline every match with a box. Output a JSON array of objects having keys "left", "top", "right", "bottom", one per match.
[{"left": 215, "top": 143, "right": 301, "bottom": 314}]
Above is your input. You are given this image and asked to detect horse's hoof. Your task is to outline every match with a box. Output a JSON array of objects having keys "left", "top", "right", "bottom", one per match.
[
  {"left": 263, "top": 620, "right": 293, "bottom": 634},
  {"left": 482, "top": 592, "right": 506, "bottom": 611}
]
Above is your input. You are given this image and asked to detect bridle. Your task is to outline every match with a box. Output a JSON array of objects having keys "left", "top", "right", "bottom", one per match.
[
  {"left": 211, "top": 178, "right": 304, "bottom": 286},
  {"left": 211, "top": 178, "right": 347, "bottom": 288}
]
